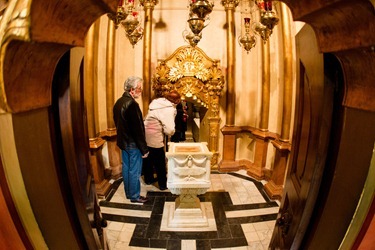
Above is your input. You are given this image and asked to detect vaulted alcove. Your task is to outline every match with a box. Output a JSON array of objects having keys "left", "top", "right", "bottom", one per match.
[
  {"left": 0, "top": 0, "right": 374, "bottom": 249},
  {"left": 152, "top": 45, "right": 224, "bottom": 167}
]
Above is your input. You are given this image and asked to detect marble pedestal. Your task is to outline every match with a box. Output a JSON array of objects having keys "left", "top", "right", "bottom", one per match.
[{"left": 165, "top": 142, "right": 213, "bottom": 229}]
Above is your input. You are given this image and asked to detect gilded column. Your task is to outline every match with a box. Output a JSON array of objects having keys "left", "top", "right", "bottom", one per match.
[
  {"left": 265, "top": 3, "right": 293, "bottom": 199},
  {"left": 84, "top": 22, "right": 98, "bottom": 139},
  {"left": 102, "top": 18, "right": 122, "bottom": 179},
  {"left": 222, "top": 0, "right": 238, "bottom": 126},
  {"left": 279, "top": 3, "right": 293, "bottom": 143},
  {"left": 208, "top": 70, "right": 225, "bottom": 168},
  {"left": 140, "top": 0, "right": 158, "bottom": 114},
  {"left": 85, "top": 20, "right": 111, "bottom": 198},
  {"left": 260, "top": 41, "right": 270, "bottom": 131},
  {"left": 249, "top": 41, "right": 271, "bottom": 180},
  {"left": 106, "top": 20, "right": 116, "bottom": 130},
  {"left": 219, "top": 0, "right": 241, "bottom": 172}
]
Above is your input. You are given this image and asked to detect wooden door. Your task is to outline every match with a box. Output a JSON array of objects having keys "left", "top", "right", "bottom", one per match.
[
  {"left": 269, "top": 24, "right": 335, "bottom": 249},
  {"left": 54, "top": 50, "right": 105, "bottom": 249}
]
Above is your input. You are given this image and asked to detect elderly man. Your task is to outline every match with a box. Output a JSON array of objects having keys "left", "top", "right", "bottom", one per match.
[{"left": 113, "top": 76, "right": 149, "bottom": 203}]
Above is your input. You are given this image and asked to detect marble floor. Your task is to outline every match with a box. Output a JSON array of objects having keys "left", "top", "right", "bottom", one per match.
[{"left": 99, "top": 170, "right": 280, "bottom": 250}]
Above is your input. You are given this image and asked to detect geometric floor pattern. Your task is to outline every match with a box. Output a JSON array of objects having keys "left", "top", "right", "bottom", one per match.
[{"left": 99, "top": 170, "right": 280, "bottom": 250}]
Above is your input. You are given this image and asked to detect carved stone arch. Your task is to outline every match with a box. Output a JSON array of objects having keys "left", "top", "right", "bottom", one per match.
[{"left": 152, "top": 45, "right": 224, "bottom": 167}]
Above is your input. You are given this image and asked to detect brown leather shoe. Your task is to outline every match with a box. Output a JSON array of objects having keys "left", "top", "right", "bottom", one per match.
[{"left": 131, "top": 196, "right": 148, "bottom": 203}]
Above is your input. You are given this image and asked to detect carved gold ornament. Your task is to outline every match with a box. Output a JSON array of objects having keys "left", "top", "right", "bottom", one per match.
[
  {"left": 168, "top": 47, "right": 210, "bottom": 82},
  {"left": 152, "top": 46, "right": 224, "bottom": 102},
  {"left": 152, "top": 45, "right": 224, "bottom": 168}
]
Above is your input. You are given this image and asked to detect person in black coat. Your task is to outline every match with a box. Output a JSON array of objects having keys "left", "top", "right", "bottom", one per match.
[
  {"left": 113, "top": 76, "right": 149, "bottom": 203},
  {"left": 171, "top": 102, "right": 188, "bottom": 142}
]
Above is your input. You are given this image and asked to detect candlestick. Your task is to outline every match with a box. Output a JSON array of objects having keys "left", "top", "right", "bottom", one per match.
[{"left": 265, "top": 0, "right": 272, "bottom": 11}]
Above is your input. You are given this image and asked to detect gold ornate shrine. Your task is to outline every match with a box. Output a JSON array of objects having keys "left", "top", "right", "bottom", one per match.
[{"left": 152, "top": 45, "right": 224, "bottom": 167}]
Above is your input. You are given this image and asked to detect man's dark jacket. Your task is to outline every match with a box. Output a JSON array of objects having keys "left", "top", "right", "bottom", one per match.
[{"left": 113, "top": 92, "right": 148, "bottom": 155}]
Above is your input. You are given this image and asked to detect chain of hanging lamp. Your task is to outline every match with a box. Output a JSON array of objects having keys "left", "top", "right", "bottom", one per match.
[
  {"left": 238, "top": 0, "right": 279, "bottom": 53},
  {"left": 108, "top": 0, "right": 278, "bottom": 50},
  {"left": 108, "top": 0, "right": 145, "bottom": 47},
  {"left": 183, "top": 0, "right": 214, "bottom": 47}
]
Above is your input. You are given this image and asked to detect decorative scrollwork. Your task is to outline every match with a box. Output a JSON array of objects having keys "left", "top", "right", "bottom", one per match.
[
  {"left": 152, "top": 45, "right": 224, "bottom": 168},
  {"left": 173, "top": 155, "right": 207, "bottom": 167},
  {"left": 168, "top": 47, "right": 210, "bottom": 82},
  {"left": 152, "top": 46, "right": 224, "bottom": 101}
]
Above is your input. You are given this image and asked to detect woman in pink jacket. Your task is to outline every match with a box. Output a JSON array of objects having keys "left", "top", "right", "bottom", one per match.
[{"left": 143, "top": 90, "right": 181, "bottom": 190}]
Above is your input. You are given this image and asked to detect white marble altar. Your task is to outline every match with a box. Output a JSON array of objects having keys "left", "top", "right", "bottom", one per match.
[{"left": 164, "top": 142, "right": 214, "bottom": 229}]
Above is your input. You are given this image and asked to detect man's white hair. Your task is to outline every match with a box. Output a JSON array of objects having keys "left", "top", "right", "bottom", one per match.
[{"left": 124, "top": 76, "right": 143, "bottom": 91}]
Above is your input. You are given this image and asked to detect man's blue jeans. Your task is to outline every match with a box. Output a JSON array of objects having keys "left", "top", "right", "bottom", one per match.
[{"left": 121, "top": 148, "right": 143, "bottom": 200}]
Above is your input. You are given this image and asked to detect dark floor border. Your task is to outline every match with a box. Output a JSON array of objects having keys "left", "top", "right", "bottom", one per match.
[{"left": 101, "top": 172, "right": 279, "bottom": 249}]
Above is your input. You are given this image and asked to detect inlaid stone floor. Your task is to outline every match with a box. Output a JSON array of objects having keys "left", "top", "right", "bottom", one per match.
[{"left": 99, "top": 170, "right": 280, "bottom": 250}]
